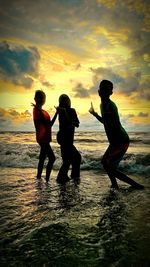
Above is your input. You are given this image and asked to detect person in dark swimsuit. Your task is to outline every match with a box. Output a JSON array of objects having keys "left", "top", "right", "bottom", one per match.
[
  {"left": 33, "top": 90, "right": 58, "bottom": 182},
  {"left": 89, "top": 80, "right": 144, "bottom": 189},
  {"left": 57, "top": 94, "right": 81, "bottom": 183}
]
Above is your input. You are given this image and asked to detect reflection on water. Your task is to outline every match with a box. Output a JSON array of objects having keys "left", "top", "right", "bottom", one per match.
[
  {"left": 0, "top": 168, "right": 150, "bottom": 266},
  {"left": 58, "top": 182, "right": 80, "bottom": 210},
  {"left": 97, "top": 190, "right": 130, "bottom": 266}
]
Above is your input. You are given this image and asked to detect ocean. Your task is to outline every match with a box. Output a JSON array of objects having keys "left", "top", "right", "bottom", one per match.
[{"left": 0, "top": 131, "right": 150, "bottom": 266}]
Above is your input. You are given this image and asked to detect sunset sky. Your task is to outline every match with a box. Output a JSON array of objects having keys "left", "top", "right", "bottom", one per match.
[{"left": 0, "top": 0, "right": 150, "bottom": 131}]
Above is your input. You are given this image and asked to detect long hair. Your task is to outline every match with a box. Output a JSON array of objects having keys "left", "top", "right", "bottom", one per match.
[{"left": 59, "top": 94, "right": 71, "bottom": 108}]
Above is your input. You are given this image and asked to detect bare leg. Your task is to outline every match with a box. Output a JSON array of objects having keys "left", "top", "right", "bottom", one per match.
[
  {"left": 102, "top": 159, "right": 144, "bottom": 189},
  {"left": 71, "top": 146, "right": 81, "bottom": 179},
  {"left": 102, "top": 144, "right": 144, "bottom": 189},
  {"left": 107, "top": 167, "right": 144, "bottom": 189},
  {"left": 45, "top": 145, "right": 55, "bottom": 182},
  {"left": 37, "top": 145, "right": 46, "bottom": 179},
  {"left": 112, "top": 168, "right": 144, "bottom": 189},
  {"left": 106, "top": 171, "right": 119, "bottom": 188},
  {"left": 57, "top": 144, "right": 71, "bottom": 183},
  {"left": 57, "top": 161, "right": 70, "bottom": 182}
]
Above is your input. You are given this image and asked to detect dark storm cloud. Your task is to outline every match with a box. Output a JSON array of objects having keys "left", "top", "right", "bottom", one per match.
[{"left": 0, "top": 41, "right": 40, "bottom": 88}]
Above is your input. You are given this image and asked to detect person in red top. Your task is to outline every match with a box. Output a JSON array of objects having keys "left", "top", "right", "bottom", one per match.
[{"left": 33, "top": 90, "right": 58, "bottom": 182}]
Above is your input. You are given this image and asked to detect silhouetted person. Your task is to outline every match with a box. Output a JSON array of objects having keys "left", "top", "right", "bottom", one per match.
[
  {"left": 57, "top": 94, "right": 81, "bottom": 183},
  {"left": 89, "top": 80, "right": 144, "bottom": 189},
  {"left": 33, "top": 90, "right": 57, "bottom": 182}
]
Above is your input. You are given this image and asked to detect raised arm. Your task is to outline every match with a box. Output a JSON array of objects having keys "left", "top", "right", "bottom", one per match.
[
  {"left": 92, "top": 112, "right": 103, "bottom": 123},
  {"left": 89, "top": 102, "right": 103, "bottom": 124},
  {"left": 50, "top": 109, "right": 58, "bottom": 126}
]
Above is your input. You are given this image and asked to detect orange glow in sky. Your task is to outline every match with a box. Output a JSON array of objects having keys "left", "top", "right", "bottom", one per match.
[{"left": 0, "top": 0, "right": 150, "bottom": 131}]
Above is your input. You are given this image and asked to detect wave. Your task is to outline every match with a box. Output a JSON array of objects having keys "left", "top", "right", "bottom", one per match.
[
  {"left": 81, "top": 153, "right": 150, "bottom": 175},
  {"left": 75, "top": 138, "right": 106, "bottom": 143},
  {"left": 0, "top": 142, "right": 149, "bottom": 175},
  {"left": 130, "top": 139, "right": 150, "bottom": 145},
  {"left": 76, "top": 138, "right": 150, "bottom": 145}
]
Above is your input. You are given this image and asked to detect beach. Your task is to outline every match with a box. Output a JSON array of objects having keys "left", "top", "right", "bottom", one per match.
[{"left": 0, "top": 131, "right": 150, "bottom": 266}]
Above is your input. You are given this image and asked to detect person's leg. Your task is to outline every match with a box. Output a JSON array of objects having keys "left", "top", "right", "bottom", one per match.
[
  {"left": 114, "top": 169, "right": 144, "bottom": 188},
  {"left": 45, "top": 144, "right": 55, "bottom": 182},
  {"left": 101, "top": 145, "right": 119, "bottom": 188},
  {"left": 105, "top": 171, "right": 119, "bottom": 188},
  {"left": 106, "top": 172, "right": 119, "bottom": 188},
  {"left": 57, "top": 144, "right": 71, "bottom": 183},
  {"left": 102, "top": 144, "right": 144, "bottom": 189},
  {"left": 71, "top": 146, "right": 81, "bottom": 179},
  {"left": 37, "top": 144, "right": 46, "bottom": 179}
]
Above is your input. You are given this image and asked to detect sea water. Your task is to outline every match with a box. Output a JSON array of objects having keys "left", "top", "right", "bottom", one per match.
[
  {"left": 0, "top": 131, "right": 150, "bottom": 266},
  {"left": 0, "top": 131, "right": 150, "bottom": 174}
]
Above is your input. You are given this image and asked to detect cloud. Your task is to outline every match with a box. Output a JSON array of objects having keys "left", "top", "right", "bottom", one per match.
[
  {"left": 89, "top": 67, "right": 150, "bottom": 100},
  {"left": 89, "top": 67, "right": 124, "bottom": 94},
  {"left": 138, "top": 112, "right": 148, "bottom": 117},
  {"left": 96, "top": 0, "right": 117, "bottom": 8},
  {"left": 0, "top": 107, "right": 35, "bottom": 131},
  {"left": 126, "top": 113, "right": 135, "bottom": 118},
  {"left": 121, "top": 111, "right": 149, "bottom": 120},
  {"left": 91, "top": 67, "right": 124, "bottom": 84},
  {"left": 0, "top": 108, "right": 32, "bottom": 126},
  {"left": 0, "top": 0, "right": 149, "bottom": 132},
  {"left": 0, "top": 41, "right": 40, "bottom": 88},
  {"left": 120, "top": 111, "right": 150, "bottom": 131},
  {"left": 0, "top": 0, "right": 149, "bottom": 61},
  {"left": 73, "top": 82, "right": 89, "bottom": 98},
  {"left": 41, "top": 80, "right": 54, "bottom": 89},
  {"left": 135, "top": 81, "right": 150, "bottom": 101},
  {"left": 74, "top": 63, "right": 82, "bottom": 70},
  {"left": 118, "top": 73, "right": 141, "bottom": 95}
]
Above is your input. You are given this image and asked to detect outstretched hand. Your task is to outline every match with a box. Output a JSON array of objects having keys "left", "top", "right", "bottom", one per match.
[
  {"left": 31, "top": 103, "right": 36, "bottom": 107},
  {"left": 54, "top": 106, "right": 59, "bottom": 112},
  {"left": 89, "top": 102, "right": 95, "bottom": 115},
  {"left": 54, "top": 106, "right": 65, "bottom": 113}
]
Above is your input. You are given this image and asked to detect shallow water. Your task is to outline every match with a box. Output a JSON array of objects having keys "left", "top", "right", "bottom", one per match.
[
  {"left": 0, "top": 131, "right": 150, "bottom": 266},
  {"left": 0, "top": 131, "right": 150, "bottom": 176},
  {"left": 0, "top": 168, "right": 150, "bottom": 267}
]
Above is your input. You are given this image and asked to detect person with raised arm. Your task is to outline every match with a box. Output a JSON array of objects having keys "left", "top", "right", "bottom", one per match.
[{"left": 89, "top": 80, "right": 144, "bottom": 189}]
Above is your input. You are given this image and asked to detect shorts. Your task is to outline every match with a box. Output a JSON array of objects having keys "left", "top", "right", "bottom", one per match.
[{"left": 101, "top": 143, "right": 129, "bottom": 168}]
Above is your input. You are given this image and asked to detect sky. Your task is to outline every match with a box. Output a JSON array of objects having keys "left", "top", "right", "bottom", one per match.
[{"left": 0, "top": 0, "right": 150, "bottom": 132}]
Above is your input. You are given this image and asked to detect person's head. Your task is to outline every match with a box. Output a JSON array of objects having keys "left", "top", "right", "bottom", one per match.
[
  {"left": 34, "top": 90, "right": 46, "bottom": 106},
  {"left": 59, "top": 94, "right": 71, "bottom": 108},
  {"left": 98, "top": 80, "right": 113, "bottom": 99}
]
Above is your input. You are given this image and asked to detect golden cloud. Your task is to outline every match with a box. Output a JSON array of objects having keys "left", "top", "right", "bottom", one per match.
[{"left": 0, "top": 108, "right": 32, "bottom": 125}]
